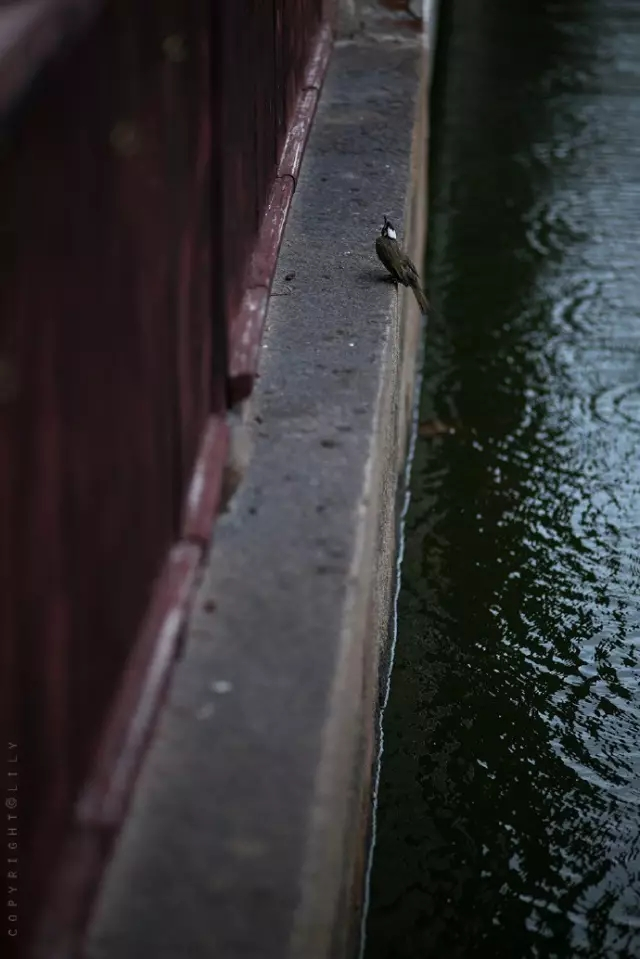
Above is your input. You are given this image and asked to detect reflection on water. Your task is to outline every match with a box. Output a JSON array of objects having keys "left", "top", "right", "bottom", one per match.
[{"left": 365, "top": 0, "right": 640, "bottom": 957}]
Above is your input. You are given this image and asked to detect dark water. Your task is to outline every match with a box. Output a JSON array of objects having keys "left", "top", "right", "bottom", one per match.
[{"left": 365, "top": 1, "right": 640, "bottom": 957}]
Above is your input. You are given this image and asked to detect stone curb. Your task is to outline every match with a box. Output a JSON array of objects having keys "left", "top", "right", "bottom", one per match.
[{"left": 85, "top": 9, "right": 436, "bottom": 959}]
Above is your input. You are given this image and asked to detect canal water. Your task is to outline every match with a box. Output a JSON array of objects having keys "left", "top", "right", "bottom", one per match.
[{"left": 365, "top": 0, "right": 640, "bottom": 957}]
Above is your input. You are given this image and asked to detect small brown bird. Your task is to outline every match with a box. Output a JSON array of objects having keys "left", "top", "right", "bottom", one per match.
[{"left": 375, "top": 215, "right": 429, "bottom": 314}]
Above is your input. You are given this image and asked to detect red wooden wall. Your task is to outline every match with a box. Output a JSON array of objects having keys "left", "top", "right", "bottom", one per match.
[{"left": 0, "top": 0, "right": 328, "bottom": 954}]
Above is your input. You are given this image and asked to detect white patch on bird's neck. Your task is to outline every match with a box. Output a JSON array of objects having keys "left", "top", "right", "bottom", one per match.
[{"left": 386, "top": 226, "right": 397, "bottom": 240}]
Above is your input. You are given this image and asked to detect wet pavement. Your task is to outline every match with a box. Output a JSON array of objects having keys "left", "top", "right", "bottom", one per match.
[{"left": 365, "top": 0, "right": 640, "bottom": 956}]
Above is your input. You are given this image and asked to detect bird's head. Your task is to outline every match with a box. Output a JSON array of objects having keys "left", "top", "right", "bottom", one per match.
[{"left": 381, "top": 216, "right": 397, "bottom": 240}]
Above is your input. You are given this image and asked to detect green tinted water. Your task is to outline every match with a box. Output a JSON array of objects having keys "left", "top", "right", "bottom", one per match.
[{"left": 365, "top": 1, "right": 640, "bottom": 957}]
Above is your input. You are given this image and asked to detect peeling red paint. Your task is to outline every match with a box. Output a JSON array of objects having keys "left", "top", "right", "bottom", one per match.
[
  {"left": 182, "top": 415, "right": 230, "bottom": 544},
  {"left": 228, "top": 287, "right": 271, "bottom": 405},
  {"left": 279, "top": 88, "right": 320, "bottom": 184},
  {"left": 249, "top": 176, "right": 295, "bottom": 289},
  {"left": 304, "top": 21, "right": 333, "bottom": 90},
  {"left": 227, "top": 20, "right": 333, "bottom": 406}
]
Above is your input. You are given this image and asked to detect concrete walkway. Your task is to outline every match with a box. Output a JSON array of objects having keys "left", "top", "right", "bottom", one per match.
[{"left": 86, "top": 5, "right": 436, "bottom": 958}]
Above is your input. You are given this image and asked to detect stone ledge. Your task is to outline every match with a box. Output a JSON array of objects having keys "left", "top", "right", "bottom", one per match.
[{"left": 85, "top": 14, "right": 433, "bottom": 959}]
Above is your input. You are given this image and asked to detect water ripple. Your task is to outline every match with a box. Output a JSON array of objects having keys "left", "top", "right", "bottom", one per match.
[{"left": 366, "top": 0, "right": 640, "bottom": 955}]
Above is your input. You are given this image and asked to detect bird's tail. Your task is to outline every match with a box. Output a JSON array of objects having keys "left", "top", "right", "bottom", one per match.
[{"left": 409, "top": 279, "right": 429, "bottom": 315}]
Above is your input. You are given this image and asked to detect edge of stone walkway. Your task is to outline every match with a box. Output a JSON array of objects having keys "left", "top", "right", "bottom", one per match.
[{"left": 86, "top": 5, "right": 437, "bottom": 958}]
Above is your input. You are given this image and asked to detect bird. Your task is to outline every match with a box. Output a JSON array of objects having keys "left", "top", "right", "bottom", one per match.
[{"left": 375, "top": 215, "right": 429, "bottom": 314}]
